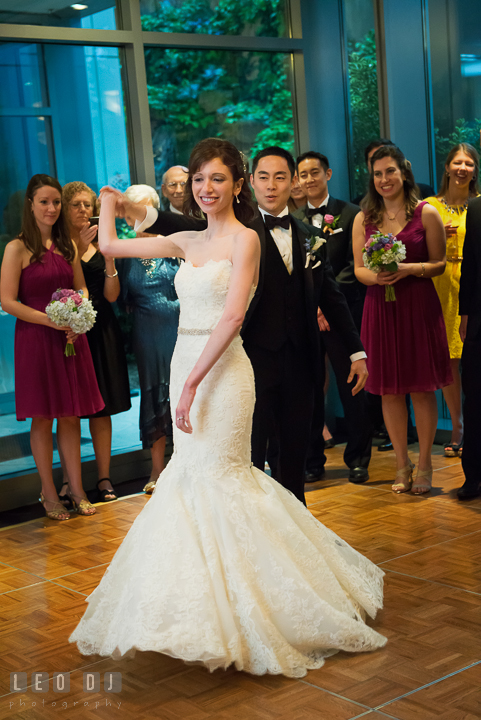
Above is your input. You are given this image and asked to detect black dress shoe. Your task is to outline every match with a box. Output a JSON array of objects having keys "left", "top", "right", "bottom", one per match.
[
  {"left": 305, "top": 468, "right": 326, "bottom": 483},
  {"left": 377, "top": 440, "right": 393, "bottom": 452},
  {"left": 457, "top": 482, "right": 481, "bottom": 500},
  {"left": 349, "top": 467, "right": 369, "bottom": 484}
]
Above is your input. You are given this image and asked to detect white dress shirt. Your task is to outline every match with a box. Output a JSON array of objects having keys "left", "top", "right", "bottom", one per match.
[
  {"left": 307, "top": 195, "right": 329, "bottom": 230},
  {"left": 259, "top": 206, "right": 293, "bottom": 274}
]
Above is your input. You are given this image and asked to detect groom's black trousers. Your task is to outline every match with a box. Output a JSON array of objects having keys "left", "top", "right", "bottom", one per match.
[{"left": 246, "top": 340, "right": 314, "bottom": 505}]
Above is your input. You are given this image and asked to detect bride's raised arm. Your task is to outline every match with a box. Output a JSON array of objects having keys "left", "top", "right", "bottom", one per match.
[{"left": 98, "top": 190, "right": 184, "bottom": 260}]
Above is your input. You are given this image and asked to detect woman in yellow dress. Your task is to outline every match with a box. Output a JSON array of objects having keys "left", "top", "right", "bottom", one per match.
[{"left": 426, "top": 143, "right": 480, "bottom": 457}]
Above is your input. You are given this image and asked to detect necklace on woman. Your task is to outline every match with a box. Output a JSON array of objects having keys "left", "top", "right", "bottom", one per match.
[
  {"left": 386, "top": 204, "right": 404, "bottom": 222},
  {"left": 440, "top": 197, "right": 469, "bottom": 215}
]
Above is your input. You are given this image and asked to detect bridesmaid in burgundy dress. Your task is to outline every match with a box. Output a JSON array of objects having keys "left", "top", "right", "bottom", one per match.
[
  {"left": 352, "top": 146, "right": 452, "bottom": 495},
  {"left": 0, "top": 174, "right": 104, "bottom": 520}
]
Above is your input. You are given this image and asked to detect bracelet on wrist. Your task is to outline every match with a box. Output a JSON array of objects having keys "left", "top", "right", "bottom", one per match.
[
  {"left": 419, "top": 262, "right": 425, "bottom": 277},
  {"left": 104, "top": 269, "right": 118, "bottom": 278}
]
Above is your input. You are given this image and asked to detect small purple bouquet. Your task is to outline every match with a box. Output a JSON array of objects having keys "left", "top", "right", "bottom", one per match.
[
  {"left": 362, "top": 232, "right": 406, "bottom": 301},
  {"left": 46, "top": 288, "right": 97, "bottom": 356}
]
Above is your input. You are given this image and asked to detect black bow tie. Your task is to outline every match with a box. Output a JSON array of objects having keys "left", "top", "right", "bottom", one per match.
[
  {"left": 264, "top": 214, "right": 291, "bottom": 231},
  {"left": 306, "top": 206, "right": 326, "bottom": 219}
]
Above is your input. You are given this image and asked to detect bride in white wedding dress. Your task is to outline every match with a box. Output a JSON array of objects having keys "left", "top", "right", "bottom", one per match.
[{"left": 69, "top": 139, "right": 387, "bottom": 677}]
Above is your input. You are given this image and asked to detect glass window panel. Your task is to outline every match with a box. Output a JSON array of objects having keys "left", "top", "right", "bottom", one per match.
[
  {"left": 140, "top": 0, "right": 289, "bottom": 37},
  {"left": 0, "top": 1, "right": 117, "bottom": 29},
  {"left": 428, "top": 0, "right": 481, "bottom": 187},
  {"left": 0, "top": 43, "right": 46, "bottom": 109},
  {"left": 344, "top": 0, "right": 380, "bottom": 198},
  {"left": 0, "top": 40, "right": 135, "bottom": 480},
  {"left": 42, "top": 43, "right": 131, "bottom": 192},
  {"left": 144, "top": 47, "right": 295, "bottom": 184}
]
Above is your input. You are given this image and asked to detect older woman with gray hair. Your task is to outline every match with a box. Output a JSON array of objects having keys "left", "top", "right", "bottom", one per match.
[{"left": 119, "top": 184, "right": 180, "bottom": 493}]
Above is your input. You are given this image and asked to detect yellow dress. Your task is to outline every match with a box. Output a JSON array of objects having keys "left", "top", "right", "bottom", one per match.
[{"left": 425, "top": 196, "right": 470, "bottom": 359}]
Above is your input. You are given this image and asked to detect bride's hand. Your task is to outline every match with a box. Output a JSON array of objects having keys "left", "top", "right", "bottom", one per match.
[{"left": 175, "top": 383, "right": 196, "bottom": 434}]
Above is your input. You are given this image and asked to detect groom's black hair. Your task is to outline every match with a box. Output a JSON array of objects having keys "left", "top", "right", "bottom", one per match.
[{"left": 251, "top": 146, "right": 295, "bottom": 178}]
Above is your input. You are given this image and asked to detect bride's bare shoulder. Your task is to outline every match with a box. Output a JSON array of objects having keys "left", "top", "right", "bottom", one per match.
[{"left": 234, "top": 227, "right": 260, "bottom": 250}]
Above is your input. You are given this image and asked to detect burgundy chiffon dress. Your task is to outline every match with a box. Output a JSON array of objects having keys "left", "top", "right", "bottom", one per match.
[
  {"left": 361, "top": 202, "right": 452, "bottom": 395},
  {"left": 14, "top": 244, "right": 104, "bottom": 420}
]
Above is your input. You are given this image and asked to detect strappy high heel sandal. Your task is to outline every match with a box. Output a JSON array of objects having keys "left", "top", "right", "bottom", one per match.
[
  {"left": 391, "top": 460, "right": 415, "bottom": 494},
  {"left": 67, "top": 488, "right": 96, "bottom": 516},
  {"left": 411, "top": 467, "right": 433, "bottom": 495},
  {"left": 58, "top": 481, "right": 74, "bottom": 511},
  {"left": 444, "top": 442, "right": 463, "bottom": 458},
  {"left": 143, "top": 480, "right": 156, "bottom": 494},
  {"left": 39, "top": 492, "right": 70, "bottom": 521}
]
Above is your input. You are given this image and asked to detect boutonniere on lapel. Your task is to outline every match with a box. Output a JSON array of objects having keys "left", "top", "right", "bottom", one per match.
[
  {"left": 323, "top": 213, "right": 341, "bottom": 234},
  {"left": 304, "top": 234, "right": 327, "bottom": 269}
]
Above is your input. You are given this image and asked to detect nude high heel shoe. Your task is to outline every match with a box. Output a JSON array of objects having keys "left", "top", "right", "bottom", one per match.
[
  {"left": 411, "top": 467, "right": 432, "bottom": 495},
  {"left": 391, "top": 460, "right": 414, "bottom": 494},
  {"left": 39, "top": 492, "right": 70, "bottom": 521}
]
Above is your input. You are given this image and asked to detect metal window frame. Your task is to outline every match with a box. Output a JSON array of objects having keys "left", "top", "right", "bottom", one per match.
[{"left": 0, "top": 0, "right": 309, "bottom": 186}]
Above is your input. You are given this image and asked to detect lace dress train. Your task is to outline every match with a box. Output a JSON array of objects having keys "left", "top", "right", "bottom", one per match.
[{"left": 69, "top": 259, "right": 387, "bottom": 677}]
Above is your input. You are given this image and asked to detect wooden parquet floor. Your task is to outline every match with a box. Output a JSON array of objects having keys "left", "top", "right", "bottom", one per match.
[{"left": 1, "top": 444, "right": 480, "bottom": 719}]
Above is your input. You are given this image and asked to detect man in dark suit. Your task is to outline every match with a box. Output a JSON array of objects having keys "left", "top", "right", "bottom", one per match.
[
  {"left": 244, "top": 147, "right": 367, "bottom": 502},
  {"left": 294, "top": 151, "right": 372, "bottom": 484},
  {"left": 457, "top": 196, "right": 481, "bottom": 499},
  {"left": 108, "top": 147, "right": 368, "bottom": 503}
]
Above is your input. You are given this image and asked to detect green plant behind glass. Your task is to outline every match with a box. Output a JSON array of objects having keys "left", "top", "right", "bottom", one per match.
[{"left": 347, "top": 29, "right": 380, "bottom": 198}]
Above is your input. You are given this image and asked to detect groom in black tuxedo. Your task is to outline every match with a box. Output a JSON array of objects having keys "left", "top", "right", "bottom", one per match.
[
  {"left": 245, "top": 147, "right": 367, "bottom": 503},
  {"left": 458, "top": 196, "right": 481, "bottom": 499},
  {"left": 294, "top": 151, "right": 372, "bottom": 484},
  {"left": 113, "top": 148, "right": 368, "bottom": 503}
]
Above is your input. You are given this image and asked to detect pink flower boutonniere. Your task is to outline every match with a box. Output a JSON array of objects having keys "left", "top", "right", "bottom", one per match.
[{"left": 323, "top": 213, "right": 341, "bottom": 233}]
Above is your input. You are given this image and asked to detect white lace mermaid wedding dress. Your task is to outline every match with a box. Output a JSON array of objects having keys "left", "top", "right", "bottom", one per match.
[{"left": 70, "top": 259, "right": 387, "bottom": 677}]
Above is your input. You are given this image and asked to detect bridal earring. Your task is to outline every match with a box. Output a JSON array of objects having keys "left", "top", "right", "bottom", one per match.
[{"left": 236, "top": 194, "right": 240, "bottom": 204}]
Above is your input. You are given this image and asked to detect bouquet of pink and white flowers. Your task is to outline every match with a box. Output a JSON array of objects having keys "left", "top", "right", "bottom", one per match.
[
  {"left": 362, "top": 232, "right": 407, "bottom": 301},
  {"left": 46, "top": 288, "right": 97, "bottom": 356}
]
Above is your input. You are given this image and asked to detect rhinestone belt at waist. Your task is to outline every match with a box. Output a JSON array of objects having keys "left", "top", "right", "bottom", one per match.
[{"left": 178, "top": 327, "right": 212, "bottom": 336}]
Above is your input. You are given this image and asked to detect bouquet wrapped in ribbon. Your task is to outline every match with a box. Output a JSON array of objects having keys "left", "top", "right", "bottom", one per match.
[
  {"left": 362, "top": 232, "right": 406, "bottom": 301},
  {"left": 46, "top": 288, "right": 97, "bottom": 356}
]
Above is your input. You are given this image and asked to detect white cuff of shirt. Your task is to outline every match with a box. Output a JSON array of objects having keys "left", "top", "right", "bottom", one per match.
[
  {"left": 134, "top": 205, "right": 159, "bottom": 233},
  {"left": 350, "top": 351, "right": 367, "bottom": 363}
]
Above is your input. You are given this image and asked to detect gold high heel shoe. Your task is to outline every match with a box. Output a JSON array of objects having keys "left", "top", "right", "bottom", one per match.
[
  {"left": 391, "top": 460, "right": 415, "bottom": 493},
  {"left": 143, "top": 480, "right": 156, "bottom": 494},
  {"left": 411, "top": 467, "right": 432, "bottom": 495},
  {"left": 39, "top": 492, "right": 70, "bottom": 521},
  {"left": 67, "top": 488, "right": 96, "bottom": 516}
]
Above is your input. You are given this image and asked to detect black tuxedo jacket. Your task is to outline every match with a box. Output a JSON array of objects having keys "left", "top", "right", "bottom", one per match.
[
  {"left": 293, "top": 197, "right": 363, "bottom": 307},
  {"left": 459, "top": 196, "right": 481, "bottom": 341},
  {"left": 145, "top": 208, "right": 364, "bottom": 356},
  {"left": 146, "top": 210, "right": 205, "bottom": 235},
  {"left": 242, "top": 214, "right": 363, "bottom": 358}
]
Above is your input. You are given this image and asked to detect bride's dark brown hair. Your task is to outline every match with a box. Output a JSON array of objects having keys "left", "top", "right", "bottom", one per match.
[
  {"left": 361, "top": 145, "right": 419, "bottom": 228},
  {"left": 20, "top": 174, "right": 75, "bottom": 265},
  {"left": 183, "top": 138, "right": 255, "bottom": 223}
]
